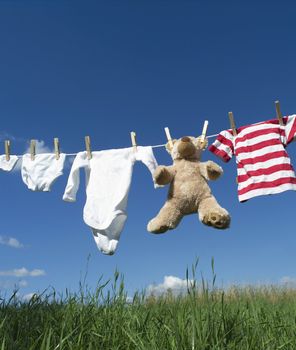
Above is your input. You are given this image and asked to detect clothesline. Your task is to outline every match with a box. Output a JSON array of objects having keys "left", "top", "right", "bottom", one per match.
[
  {"left": 2, "top": 100, "right": 289, "bottom": 159},
  {"left": 149, "top": 133, "right": 219, "bottom": 149},
  {"left": 10, "top": 133, "right": 220, "bottom": 158},
  {"left": 150, "top": 133, "right": 219, "bottom": 148}
]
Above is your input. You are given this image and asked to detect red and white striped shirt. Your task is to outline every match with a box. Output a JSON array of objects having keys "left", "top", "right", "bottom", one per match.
[{"left": 208, "top": 116, "right": 296, "bottom": 202}]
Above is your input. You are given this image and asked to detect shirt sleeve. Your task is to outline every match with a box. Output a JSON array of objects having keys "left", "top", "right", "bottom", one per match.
[
  {"left": 63, "top": 151, "right": 89, "bottom": 202},
  {"left": 208, "top": 130, "right": 234, "bottom": 162},
  {"left": 135, "top": 146, "right": 159, "bottom": 188},
  {"left": 284, "top": 115, "right": 296, "bottom": 145}
]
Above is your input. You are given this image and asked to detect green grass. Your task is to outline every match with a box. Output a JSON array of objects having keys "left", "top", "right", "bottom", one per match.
[{"left": 1, "top": 261, "right": 296, "bottom": 349}]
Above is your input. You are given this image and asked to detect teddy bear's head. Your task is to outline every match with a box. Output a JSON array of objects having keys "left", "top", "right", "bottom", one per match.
[{"left": 166, "top": 136, "right": 208, "bottom": 161}]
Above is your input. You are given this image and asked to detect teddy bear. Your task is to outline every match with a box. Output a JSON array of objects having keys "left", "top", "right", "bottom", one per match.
[{"left": 147, "top": 136, "right": 230, "bottom": 233}]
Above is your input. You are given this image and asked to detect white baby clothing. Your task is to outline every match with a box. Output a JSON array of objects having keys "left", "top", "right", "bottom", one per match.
[
  {"left": 63, "top": 146, "right": 158, "bottom": 255},
  {"left": 0, "top": 155, "right": 19, "bottom": 171},
  {"left": 21, "top": 153, "right": 66, "bottom": 191}
]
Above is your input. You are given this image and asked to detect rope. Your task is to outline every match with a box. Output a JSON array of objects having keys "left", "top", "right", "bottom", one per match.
[{"left": 11, "top": 133, "right": 219, "bottom": 158}]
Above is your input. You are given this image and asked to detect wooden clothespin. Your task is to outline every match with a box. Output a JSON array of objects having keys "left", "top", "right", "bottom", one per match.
[
  {"left": 200, "top": 120, "right": 208, "bottom": 144},
  {"left": 54, "top": 137, "right": 60, "bottom": 160},
  {"left": 228, "top": 111, "right": 237, "bottom": 136},
  {"left": 164, "top": 127, "right": 174, "bottom": 149},
  {"left": 275, "top": 100, "right": 284, "bottom": 126},
  {"left": 130, "top": 131, "right": 137, "bottom": 152},
  {"left": 228, "top": 112, "right": 239, "bottom": 183},
  {"left": 4, "top": 140, "right": 10, "bottom": 161},
  {"left": 196, "top": 120, "right": 209, "bottom": 150},
  {"left": 30, "top": 140, "right": 36, "bottom": 161},
  {"left": 85, "top": 136, "right": 92, "bottom": 160}
]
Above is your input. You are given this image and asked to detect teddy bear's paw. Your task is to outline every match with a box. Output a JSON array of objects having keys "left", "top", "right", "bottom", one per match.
[
  {"left": 202, "top": 210, "right": 230, "bottom": 229},
  {"left": 154, "top": 166, "right": 172, "bottom": 186},
  {"left": 147, "top": 219, "right": 169, "bottom": 234}
]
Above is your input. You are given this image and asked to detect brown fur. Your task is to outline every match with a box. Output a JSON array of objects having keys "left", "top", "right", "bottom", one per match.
[{"left": 147, "top": 136, "right": 230, "bottom": 233}]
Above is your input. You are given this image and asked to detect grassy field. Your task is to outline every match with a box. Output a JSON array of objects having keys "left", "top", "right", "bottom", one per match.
[{"left": 1, "top": 261, "right": 296, "bottom": 349}]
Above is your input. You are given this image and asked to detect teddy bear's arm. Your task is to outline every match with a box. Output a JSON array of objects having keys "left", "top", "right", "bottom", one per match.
[
  {"left": 200, "top": 161, "right": 223, "bottom": 181},
  {"left": 153, "top": 165, "right": 175, "bottom": 185}
]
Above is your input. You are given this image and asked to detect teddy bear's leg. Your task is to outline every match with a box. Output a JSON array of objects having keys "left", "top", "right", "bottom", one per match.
[
  {"left": 147, "top": 200, "right": 183, "bottom": 234},
  {"left": 198, "top": 197, "right": 230, "bottom": 229}
]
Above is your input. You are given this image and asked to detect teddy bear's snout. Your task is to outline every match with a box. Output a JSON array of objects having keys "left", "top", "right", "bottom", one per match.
[{"left": 178, "top": 137, "right": 196, "bottom": 157}]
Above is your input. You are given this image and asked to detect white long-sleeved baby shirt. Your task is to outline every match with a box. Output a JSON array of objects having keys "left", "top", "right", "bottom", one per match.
[{"left": 63, "top": 146, "right": 158, "bottom": 255}]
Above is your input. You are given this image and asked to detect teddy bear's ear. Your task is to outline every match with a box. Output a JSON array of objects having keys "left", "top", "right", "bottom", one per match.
[
  {"left": 195, "top": 136, "right": 208, "bottom": 150},
  {"left": 165, "top": 139, "right": 177, "bottom": 153}
]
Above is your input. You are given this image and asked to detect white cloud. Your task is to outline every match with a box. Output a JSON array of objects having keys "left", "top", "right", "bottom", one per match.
[
  {"left": 22, "top": 293, "right": 37, "bottom": 301},
  {"left": 18, "top": 280, "right": 28, "bottom": 287},
  {"left": 147, "top": 275, "right": 194, "bottom": 296},
  {"left": 0, "top": 280, "right": 12, "bottom": 288},
  {"left": 29, "top": 269, "right": 45, "bottom": 277},
  {"left": 0, "top": 279, "right": 28, "bottom": 289},
  {"left": 13, "top": 292, "right": 39, "bottom": 302},
  {"left": 0, "top": 236, "right": 24, "bottom": 248},
  {"left": 26, "top": 139, "right": 52, "bottom": 154},
  {"left": 0, "top": 132, "right": 17, "bottom": 142},
  {"left": 11, "top": 139, "right": 53, "bottom": 172},
  {"left": 0, "top": 267, "right": 45, "bottom": 277},
  {"left": 280, "top": 276, "right": 296, "bottom": 286},
  {"left": 0, "top": 131, "right": 26, "bottom": 143}
]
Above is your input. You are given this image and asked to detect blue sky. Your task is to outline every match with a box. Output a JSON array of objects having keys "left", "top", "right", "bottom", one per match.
[{"left": 1, "top": 0, "right": 296, "bottom": 299}]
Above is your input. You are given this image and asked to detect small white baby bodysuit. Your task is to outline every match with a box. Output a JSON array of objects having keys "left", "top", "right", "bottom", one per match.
[
  {"left": 0, "top": 155, "right": 19, "bottom": 171},
  {"left": 22, "top": 153, "right": 66, "bottom": 191},
  {"left": 63, "top": 146, "right": 158, "bottom": 255}
]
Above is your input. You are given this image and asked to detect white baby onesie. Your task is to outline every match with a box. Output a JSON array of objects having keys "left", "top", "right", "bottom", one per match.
[
  {"left": 22, "top": 153, "right": 66, "bottom": 191},
  {"left": 0, "top": 155, "right": 19, "bottom": 171},
  {"left": 63, "top": 146, "right": 158, "bottom": 255}
]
